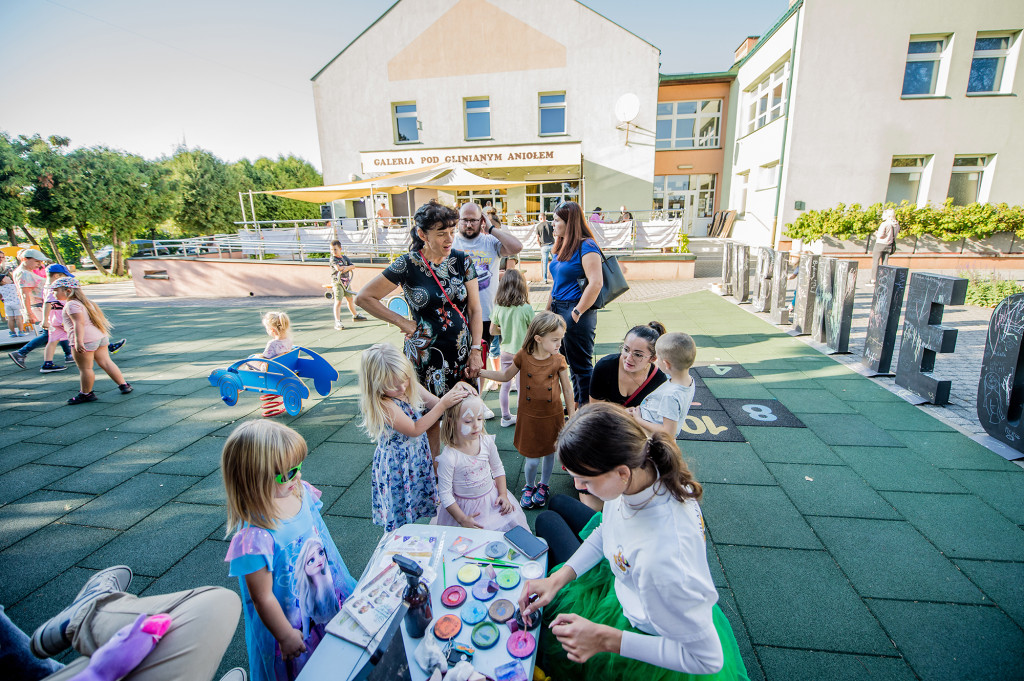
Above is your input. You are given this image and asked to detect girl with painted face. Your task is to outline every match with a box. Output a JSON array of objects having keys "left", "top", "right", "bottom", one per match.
[{"left": 434, "top": 394, "right": 529, "bottom": 532}]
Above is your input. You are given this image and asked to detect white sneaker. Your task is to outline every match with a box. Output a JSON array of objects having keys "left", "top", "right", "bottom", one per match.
[
  {"left": 501, "top": 415, "right": 517, "bottom": 427},
  {"left": 483, "top": 406, "right": 496, "bottom": 419},
  {"left": 334, "top": 322, "right": 344, "bottom": 330}
]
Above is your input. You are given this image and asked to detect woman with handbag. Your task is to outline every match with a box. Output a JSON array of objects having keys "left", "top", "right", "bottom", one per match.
[
  {"left": 870, "top": 208, "right": 899, "bottom": 285},
  {"left": 357, "top": 200, "right": 485, "bottom": 457},
  {"left": 549, "top": 201, "right": 603, "bottom": 407}
]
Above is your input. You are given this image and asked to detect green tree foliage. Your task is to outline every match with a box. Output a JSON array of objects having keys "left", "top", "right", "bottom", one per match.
[
  {"left": 0, "top": 132, "right": 29, "bottom": 245},
  {"left": 234, "top": 155, "right": 323, "bottom": 223},
  {"left": 165, "top": 147, "right": 244, "bottom": 236},
  {"left": 785, "top": 200, "right": 1024, "bottom": 243}
]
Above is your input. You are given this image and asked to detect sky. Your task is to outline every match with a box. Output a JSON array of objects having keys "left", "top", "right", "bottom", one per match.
[{"left": 0, "top": 0, "right": 789, "bottom": 170}]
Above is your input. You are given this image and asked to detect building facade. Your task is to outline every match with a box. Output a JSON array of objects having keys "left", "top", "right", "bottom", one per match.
[{"left": 312, "top": 0, "right": 659, "bottom": 222}]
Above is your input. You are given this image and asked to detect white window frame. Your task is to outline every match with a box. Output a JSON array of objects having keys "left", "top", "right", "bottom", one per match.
[
  {"left": 463, "top": 97, "right": 491, "bottom": 141},
  {"left": 735, "top": 171, "right": 750, "bottom": 215},
  {"left": 756, "top": 162, "right": 778, "bottom": 191},
  {"left": 947, "top": 155, "right": 990, "bottom": 205},
  {"left": 392, "top": 102, "right": 419, "bottom": 144},
  {"left": 745, "top": 62, "right": 789, "bottom": 135},
  {"left": 885, "top": 155, "right": 928, "bottom": 206},
  {"left": 967, "top": 32, "right": 1019, "bottom": 94},
  {"left": 901, "top": 35, "right": 952, "bottom": 97},
  {"left": 656, "top": 100, "right": 722, "bottom": 149},
  {"left": 538, "top": 92, "right": 567, "bottom": 136}
]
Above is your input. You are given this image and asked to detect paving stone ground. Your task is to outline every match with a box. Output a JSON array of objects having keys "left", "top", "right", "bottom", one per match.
[{"left": 2, "top": 283, "right": 1022, "bottom": 680}]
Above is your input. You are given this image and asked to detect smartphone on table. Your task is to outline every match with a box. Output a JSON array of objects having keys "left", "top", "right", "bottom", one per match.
[{"left": 503, "top": 526, "right": 549, "bottom": 561}]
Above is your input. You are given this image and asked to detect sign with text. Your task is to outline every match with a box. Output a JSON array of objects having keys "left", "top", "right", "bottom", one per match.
[
  {"left": 861, "top": 265, "right": 908, "bottom": 375},
  {"left": 360, "top": 143, "right": 582, "bottom": 173},
  {"left": 977, "top": 293, "right": 1024, "bottom": 453},
  {"left": 676, "top": 410, "right": 745, "bottom": 442},
  {"left": 718, "top": 398, "right": 805, "bottom": 428},
  {"left": 694, "top": 363, "right": 753, "bottom": 379}
]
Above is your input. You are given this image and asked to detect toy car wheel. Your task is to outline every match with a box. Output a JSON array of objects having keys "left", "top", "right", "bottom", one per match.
[
  {"left": 219, "top": 375, "right": 241, "bottom": 406},
  {"left": 281, "top": 382, "right": 303, "bottom": 415}
]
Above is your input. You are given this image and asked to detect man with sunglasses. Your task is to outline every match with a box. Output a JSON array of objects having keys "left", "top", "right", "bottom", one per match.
[{"left": 453, "top": 202, "right": 523, "bottom": 417}]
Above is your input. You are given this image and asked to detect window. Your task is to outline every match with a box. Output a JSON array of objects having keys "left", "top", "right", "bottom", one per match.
[
  {"left": 745, "top": 63, "right": 788, "bottom": 134},
  {"left": 902, "top": 37, "right": 947, "bottom": 96},
  {"left": 539, "top": 93, "right": 566, "bottom": 136},
  {"left": 392, "top": 103, "right": 419, "bottom": 144},
  {"left": 947, "top": 156, "right": 988, "bottom": 206},
  {"left": 885, "top": 156, "right": 927, "bottom": 205},
  {"left": 756, "top": 163, "right": 778, "bottom": 190},
  {"left": 651, "top": 174, "right": 716, "bottom": 217},
  {"left": 736, "top": 172, "right": 749, "bottom": 214},
  {"left": 525, "top": 182, "right": 580, "bottom": 221},
  {"left": 456, "top": 189, "right": 506, "bottom": 213},
  {"left": 656, "top": 100, "right": 722, "bottom": 149},
  {"left": 464, "top": 98, "right": 490, "bottom": 140},
  {"left": 968, "top": 33, "right": 1015, "bottom": 93}
]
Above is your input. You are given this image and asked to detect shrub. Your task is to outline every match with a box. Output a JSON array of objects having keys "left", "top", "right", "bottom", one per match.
[
  {"left": 675, "top": 231, "right": 690, "bottom": 254},
  {"left": 960, "top": 271, "right": 1024, "bottom": 308}
]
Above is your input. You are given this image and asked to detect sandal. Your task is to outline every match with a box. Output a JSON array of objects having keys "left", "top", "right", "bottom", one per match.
[
  {"left": 532, "top": 483, "right": 550, "bottom": 507},
  {"left": 520, "top": 485, "right": 536, "bottom": 509},
  {"left": 118, "top": 383, "right": 133, "bottom": 394},
  {"left": 67, "top": 392, "right": 97, "bottom": 405}
]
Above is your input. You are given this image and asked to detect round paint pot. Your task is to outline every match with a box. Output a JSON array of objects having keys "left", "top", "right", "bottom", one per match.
[
  {"left": 520, "top": 561, "right": 544, "bottom": 580},
  {"left": 457, "top": 563, "right": 481, "bottom": 585},
  {"left": 513, "top": 606, "right": 541, "bottom": 631},
  {"left": 472, "top": 579, "right": 498, "bottom": 601},
  {"left": 506, "top": 630, "right": 536, "bottom": 658},
  {"left": 441, "top": 585, "right": 466, "bottom": 609},
  {"left": 488, "top": 598, "right": 515, "bottom": 624},
  {"left": 496, "top": 569, "right": 520, "bottom": 590},
  {"left": 471, "top": 621, "right": 500, "bottom": 649},
  {"left": 461, "top": 601, "right": 488, "bottom": 625},
  {"left": 485, "top": 541, "right": 507, "bottom": 559},
  {"left": 433, "top": 614, "right": 462, "bottom": 641}
]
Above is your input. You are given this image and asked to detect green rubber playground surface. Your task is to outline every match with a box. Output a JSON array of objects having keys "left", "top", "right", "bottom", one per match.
[{"left": 1, "top": 290, "right": 1022, "bottom": 680}]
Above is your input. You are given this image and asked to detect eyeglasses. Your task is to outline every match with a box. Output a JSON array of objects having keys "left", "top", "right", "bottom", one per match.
[
  {"left": 275, "top": 462, "right": 303, "bottom": 485},
  {"left": 620, "top": 345, "right": 651, "bottom": 362},
  {"left": 459, "top": 218, "right": 481, "bottom": 224}
]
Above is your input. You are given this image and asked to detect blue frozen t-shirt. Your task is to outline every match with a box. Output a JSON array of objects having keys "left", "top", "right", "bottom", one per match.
[
  {"left": 550, "top": 238, "right": 601, "bottom": 302},
  {"left": 226, "top": 481, "right": 356, "bottom": 681}
]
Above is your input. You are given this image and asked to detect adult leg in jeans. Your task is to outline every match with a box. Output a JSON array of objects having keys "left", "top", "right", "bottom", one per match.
[
  {"left": 540, "top": 245, "right": 552, "bottom": 283},
  {"left": 0, "top": 605, "right": 63, "bottom": 681},
  {"left": 46, "top": 586, "right": 241, "bottom": 681},
  {"left": 535, "top": 494, "right": 597, "bottom": 567},
  {"left": 552, "top": 301, "right": 597, "bottom": 405},
  {"left": 17, "top": 329, "right": 49, "bottom": 357}
]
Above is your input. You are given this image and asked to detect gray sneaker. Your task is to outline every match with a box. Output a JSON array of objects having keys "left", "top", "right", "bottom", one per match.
[
  {"left": 218, "top": 668, "right": 248, "bottom": 681},
  {"left": 8, "top": 351, "right": 27, "bottom": 369},
  {"left": 31, "top": 565, "right": 133, "bottom": 658}
]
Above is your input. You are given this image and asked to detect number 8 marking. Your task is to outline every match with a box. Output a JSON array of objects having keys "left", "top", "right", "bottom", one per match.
[{"left": 742, "top": 404, "right": 777, "bottom": 422}]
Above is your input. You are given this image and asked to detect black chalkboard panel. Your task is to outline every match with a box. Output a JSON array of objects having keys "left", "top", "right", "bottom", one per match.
[
  {"left": 894, "top": 272, "right": 968, "bottom": 404},
  {"left": 752, "top": 247, "right": 773, "bottom": 313},
  {"left": 811, "top": 256, "right": 836, "bottom": 344},
  {"left": 976, "top": 292, "right": 1024, "bottom": 453},
  {"left": 861, "top": 265, "right": 908, "bottom": 375},
  {"left": 720, "top": 242, "right": 733, "bottom": 295},
  {"left": 792, "top": 254, "right": 819, "bottom": 335},
  {"left": 731, "top": 245, "right": 750, "bottom": 303},
  {"left": 769, "top": 250, "right": 791, "bottom": 325},
  {"left": 825, "top": 260, "right": 858, "bottom": 353}
]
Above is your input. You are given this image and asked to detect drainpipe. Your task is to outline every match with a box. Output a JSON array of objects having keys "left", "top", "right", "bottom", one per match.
[{"left": 770, "top": 2, "right": 802, "bottom": 249}]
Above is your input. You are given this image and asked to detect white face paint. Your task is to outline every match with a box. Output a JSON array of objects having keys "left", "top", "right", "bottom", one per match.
[{"left": 457, "top": 399, "right": 486, "bottom": 442}]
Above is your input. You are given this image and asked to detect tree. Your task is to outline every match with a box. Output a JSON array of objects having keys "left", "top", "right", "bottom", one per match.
[
  {"left": 21, "top": 134, "right": 76, "bottom": 265},
  {"left": 165, "top": 147, "right": 244, "bottom": 236},
  {"left": 0, "top": 132, "right": 29, "bottom": 246},
  {"left": 235, "top": 155, "right": 323, "bottom": 224}
]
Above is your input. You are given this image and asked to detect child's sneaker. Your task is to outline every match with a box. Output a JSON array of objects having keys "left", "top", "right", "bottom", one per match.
[
  {"left": 334, "top": 322, "right": 344, "bottom": 330},
  {"left": 8, "top": 351, "right": 27, "bottom": 369},
  {"left": 108, "top": 338, "right": 127, "bottom": 354},
  {"left": 67, "top": 391, "right": 97, "bottom": 405},
  {"left": 500, "top": 415, "right": 517, "bottom": 427},
  {"left": 532, "top": 483, "right": 550, "bottom": 507},
  {"left": 520, "top": 485, "right": 536, "bottom": 509},
  {"left": 352, "top": 314, "right": 368, "bottom": 321},
  {"left": 7, "top": 330, "right": 16, "bottom": 338},
  {"left": 118, "top": 383, "right": 133, "bottom": 394},
  {"left": 65, "top": 354, "right": 74, "bottom": 364},
  {"left": 40, "top": 361, "right": 67, "bottom": 373}
]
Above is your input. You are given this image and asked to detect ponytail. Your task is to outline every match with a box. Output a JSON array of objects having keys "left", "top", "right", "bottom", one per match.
[{"left": 643, "top": 432, "right": 701, "bottom": 502}]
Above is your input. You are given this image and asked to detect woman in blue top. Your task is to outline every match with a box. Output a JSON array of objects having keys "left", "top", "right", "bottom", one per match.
[{"left": 548, "top": 201, "right": 604, "bottom": 406}]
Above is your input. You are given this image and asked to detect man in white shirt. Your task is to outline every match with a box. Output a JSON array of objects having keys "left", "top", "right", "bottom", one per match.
[{"left": 453, "top": 202, "right": 523, "bottom": 417}]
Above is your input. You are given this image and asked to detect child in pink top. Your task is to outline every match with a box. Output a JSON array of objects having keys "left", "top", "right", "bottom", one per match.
[{"left": 246, "top": 311, "right": 294, "bottom": 371}]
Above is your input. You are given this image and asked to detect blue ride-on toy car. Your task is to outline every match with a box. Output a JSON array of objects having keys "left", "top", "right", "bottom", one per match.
[{"left": 208, "top": 346, "right": 338, "bottom": 416}]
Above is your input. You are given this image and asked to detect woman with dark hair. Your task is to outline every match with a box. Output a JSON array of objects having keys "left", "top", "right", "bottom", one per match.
[
  {"left": 357, "top": 201, "right": 484, "bottom": 453},
  {"left": 519, "top": 403, "right": 749, "bottom": 681},
  {"left": 589, "top": 322, "right": 668, "bottom": 406},
  {"left": 548, "top": 201, "right": 603, "bottom": 406}
]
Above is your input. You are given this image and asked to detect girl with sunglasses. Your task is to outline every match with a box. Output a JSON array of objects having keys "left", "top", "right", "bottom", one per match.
[{"left": 222, "top": 420, "right": 356, "bottom": 681}]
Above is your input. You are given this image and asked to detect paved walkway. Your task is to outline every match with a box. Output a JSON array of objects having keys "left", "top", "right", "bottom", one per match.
[{"left": 1, "top": 286, "right": 1022, "bottom": 680}]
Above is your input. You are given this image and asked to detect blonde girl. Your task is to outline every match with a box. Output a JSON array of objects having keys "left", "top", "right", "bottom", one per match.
[
  {"left": 435, "top": 394, "right": 529, "bottom": 532},
  {"left": 223, "top": 420, "right": 355, "bottom": 681},
  {"left": 479, "top": 311, "right": 575, "bottom": 509},
  {"left": 246, "top": 311, "right": 293, "bottom": 371},
  {"left": 489, "top": 269, "right": 535, "bottom": 427},
  {"left": 358, "top": 343, "right": 471, "bottom": 531},
  {"left": 51, "top": 277, "right": 131, "bottom": 405}
]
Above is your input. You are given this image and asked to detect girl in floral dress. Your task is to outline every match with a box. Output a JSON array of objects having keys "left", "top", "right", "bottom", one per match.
[{"left": 358, "top": 343, "right": 471, "bottom": 531}]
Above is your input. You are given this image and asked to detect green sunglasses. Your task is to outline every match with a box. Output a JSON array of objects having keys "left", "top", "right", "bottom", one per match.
[{"left": 275, "top": 462, "right": 303, "bottom": 485}]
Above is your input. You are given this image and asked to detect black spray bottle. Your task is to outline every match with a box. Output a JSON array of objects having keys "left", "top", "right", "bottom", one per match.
[{"left": 393, "top": 555, "right": 432, "bottom": 638}]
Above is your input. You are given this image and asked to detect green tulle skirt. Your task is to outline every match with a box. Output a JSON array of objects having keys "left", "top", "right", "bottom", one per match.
[{"left": 540, "top": 514, "right": 750, "bottom": 681}]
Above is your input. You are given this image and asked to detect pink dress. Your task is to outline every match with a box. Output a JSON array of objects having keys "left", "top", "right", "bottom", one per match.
[
  {"left": 434, "top": 435, "right": 529, "bottom": 532},
  {"left": 45, "top": 291, "right": 68, "bottom": 342}
]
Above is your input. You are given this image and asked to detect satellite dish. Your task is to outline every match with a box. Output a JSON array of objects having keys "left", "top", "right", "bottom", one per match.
[{"left": 614, "top": 93, "right": 640, "bottom": 124}]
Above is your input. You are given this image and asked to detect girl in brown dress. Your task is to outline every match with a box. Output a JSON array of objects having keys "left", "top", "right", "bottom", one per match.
[{"left": 479, "top": 311, "right": 576, "bottom": 508}]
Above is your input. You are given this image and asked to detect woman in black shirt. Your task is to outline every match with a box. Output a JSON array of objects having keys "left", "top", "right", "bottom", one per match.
[{"left": 589, "top": 321, "right": 667, "bottom": 407}]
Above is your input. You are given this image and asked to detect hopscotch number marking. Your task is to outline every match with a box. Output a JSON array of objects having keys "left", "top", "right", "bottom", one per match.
[
  {"left": 707, "top": 365, "right": 732, "bottom": 376},
  {"left": 683, "top": 415, "right": 730, "bottom": 435},
  {"left": 742, "top": 404, "right": 777, "bottom": 422}
]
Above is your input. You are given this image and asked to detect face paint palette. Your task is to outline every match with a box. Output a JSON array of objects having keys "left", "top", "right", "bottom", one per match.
[
  {"left": 472, "top": 578, "right": 499, "bottom": 601},
  {"left": 460, "top": 601, "right": 488, "bottom": 625},
  {"left": 471, "top": 621, "right": 501, "bottom": 649},
  {"left": 488, "top": 599, "right": 515, "bottom": 624},
  {"left": 433, "top": 614, "right": 462, "bottom": 641},
  {"left": 506, "top": 630, "right": 536, "bottom": 659},
  {"left": 441, "top": 585, "right": 467, "bottom": 608},
  {"left": 520, "top": 561, "right": 544, "bottom": 580},
  {"left": 457, "top": 564, "right": 481, "bottom": 585},
  {"left": 485, "top": 541, "right": 508, "bottom": 559},
  {"left": 496, "top": 569, "right": 520, "bottom": 590}
]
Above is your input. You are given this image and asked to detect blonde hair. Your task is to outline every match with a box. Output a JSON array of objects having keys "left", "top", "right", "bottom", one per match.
[
  {"left": 64, "top": 288, "right": 113, "bottom": 336},
  {"left": 495, "top": 269, "right": 529, "bottom": 308},
  {"left": 222, "top": 420, "right": 308, "bottom": 535},
  {"left": 655, "top": 332, "right": 697, "bottom": 372},
  {"left": 358, "top": 343, "right": 422, "bottom": 441},
  {"left": 440, "top": 394, "right": 486, "bottom": 447},
  {"left": 262, "top": 311, "right": 291, "bottom": 338},
  {"left": 523, "top": 310, "right": 566, "bottom": 355}
]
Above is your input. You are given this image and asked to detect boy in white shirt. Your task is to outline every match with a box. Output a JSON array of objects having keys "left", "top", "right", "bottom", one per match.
[{"left": 629, "top": 332, "right": 696, "bottom": 437}]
